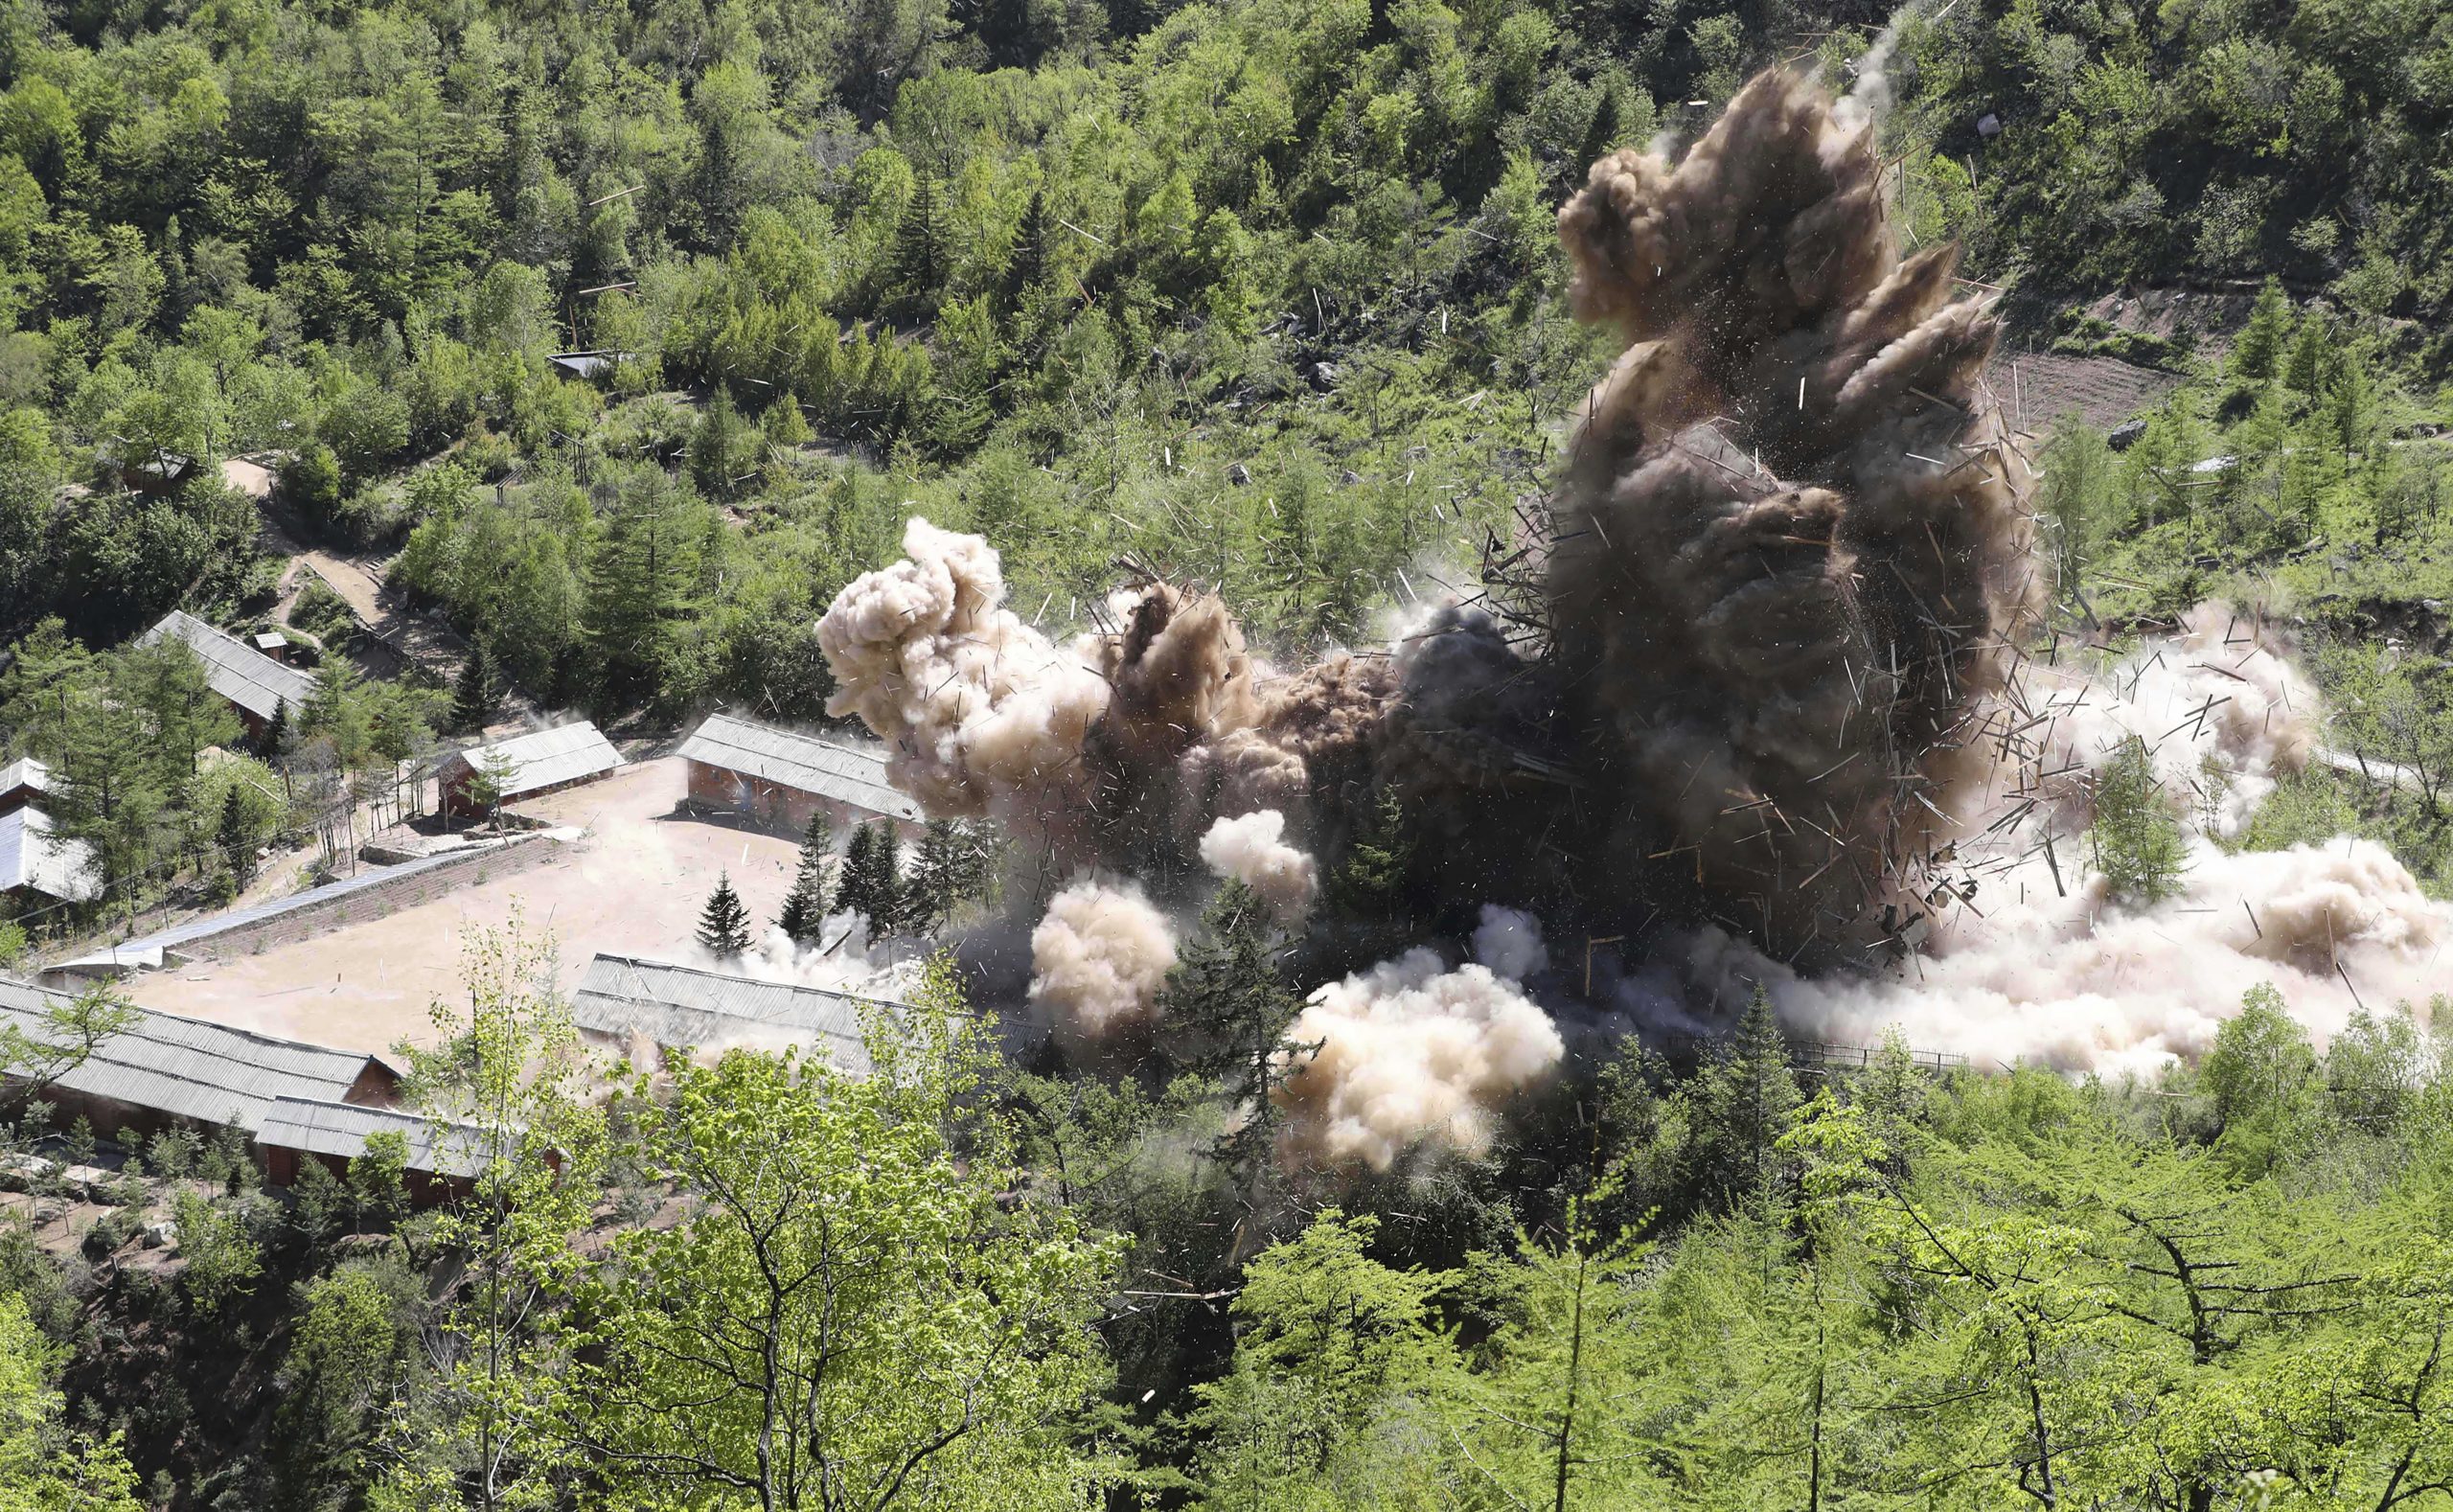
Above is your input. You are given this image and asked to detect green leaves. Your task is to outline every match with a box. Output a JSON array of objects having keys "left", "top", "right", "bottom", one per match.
[
  {"left": 0, "top": 1294, "right": 142, "bottom": 1512},
  {"left": 2089, "top": 734, "right": 2190, "bottom": 905},
  {"left": 571, "top": 999, "right": 1120, "bottom": 1510}
]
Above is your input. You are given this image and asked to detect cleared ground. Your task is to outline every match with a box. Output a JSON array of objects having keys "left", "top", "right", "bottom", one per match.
[
  {"left": 1985, "top": 350, "right": 2182, "bottom": 432},
  {"left": 129, "top": 759, "right": 805, "bottom": 1055}
]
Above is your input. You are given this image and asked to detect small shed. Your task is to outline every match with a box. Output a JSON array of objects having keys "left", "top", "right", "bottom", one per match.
[
  {"left": 0, "top": 808, "right": 96, "bottom": 905},
  {"left": 436, "top": 723, "right": 624, "bottom": 818},
  {"left": 140, "top": 610, "right": 320, "bottom": 736},
  {"left": 0, "top": 758, "right": 51, "bottom": 816},
  {"left": 255, "top": 1097, "right": 490, "bottom": 1205},
  {"left": 570, "top": 952, "right": 892, "bottom": 1072},
  {"left": 115, "top": 448, "right": 197, "bottom": 495},
  {"left": 675, "top": 713, "right": 922, "bottom": 837},
  {"left": 0, "top": 978, "right": 401, "bottom": 1142},
  {"left": 545, "top": 350, "right": 634, "bottom": 381}
]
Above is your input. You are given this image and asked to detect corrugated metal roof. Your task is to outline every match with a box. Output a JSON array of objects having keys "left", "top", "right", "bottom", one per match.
[
  {"left": 0, "top": 977, "right": 389, "bottom": 1132},
  {"left": 0, "top": 758, "right": 51, "bottom": 807},
  {"left": 256, "top": 1096, "right": 488, "bottom": 1180},
  {"left": 140, "top": 610, "right": 319, "bottom": 723},
  {"left": 676, "top": 714, "right": 922, "bottom": 822},
  {"left": 570, "top": 953, "right": 892, "bottom": 1072},
  {"left": 436, "top": 723, "right": 623, "bottom": 799},
  {"left": 0, "top": 808, "right": 96, "bottom": 902}
]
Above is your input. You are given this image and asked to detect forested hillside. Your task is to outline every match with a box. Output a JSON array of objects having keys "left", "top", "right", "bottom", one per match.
[
  {"left": 2, "top": 0, "right": 2447, "bottom": 941},
  {"left": 5, "top": 0, "right": 2453, "bottom": 1506}
]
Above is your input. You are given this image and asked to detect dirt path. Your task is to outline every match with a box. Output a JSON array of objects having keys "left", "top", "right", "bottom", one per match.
[{"left": 254, "top": 497, "right": 545, "bottom": 722}]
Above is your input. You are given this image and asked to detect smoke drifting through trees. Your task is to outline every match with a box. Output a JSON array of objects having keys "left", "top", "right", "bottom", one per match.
[
  {"left": 1695, "top": 607, "right": 2453, "bottom": 1078},
  {"left": 816, "top": 65, "right": 2445, "bottom": 1163}
]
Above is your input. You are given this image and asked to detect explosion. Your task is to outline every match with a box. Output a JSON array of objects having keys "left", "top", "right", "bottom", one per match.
[
  {"left": 820, "top": 69, "right": 2029, "bottom": 957},
  {"left": 815, "top": 65, "right": 2449, "bottom": 1165},
  {"left": 1277, "top": 950, "right": 1565, "bottom": 1171},
  {"left": 1198, "top": 810, "right": 1318, "bottom": 920},
  {"left": 1027, "top": 880, "right": 1178, "bottom": 1035}
]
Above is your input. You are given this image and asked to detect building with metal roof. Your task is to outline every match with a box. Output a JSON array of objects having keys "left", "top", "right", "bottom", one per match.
[
  {"left": 0, "top": 807, "right": 96, "bottom": 904},
  {"left": 140, "top": 609, "right": 320, "bottom": 731},
  {"left": 676, "top": 713, "right": 922, "bottom": 836},
  {"left": 0, "top": 758, "right": 51, "bottom": 815},
  {"left": 436, "top": 723, "right": 623, "bottom": 817},
  {"left": 256, "top": 1096, "right": 490, "bottom": 1200},
  {"left": 0, "top": 977, "right": 400, "bottom": 1139},
  {"left": 545, "top": 350, "right": 635, "bottom": 380},
  {"left": 570, "top": 952, "right": 895, "bottom": 1072}
]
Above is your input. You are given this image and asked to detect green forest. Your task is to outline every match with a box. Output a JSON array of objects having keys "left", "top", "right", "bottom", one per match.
[
  {"left": 10, "top": 933, "right": 2453, "bottom": 1508},
  {"left": 1, "top": 0, "right": 2451, "bottom": 928},
  {"left": 4, "top": 0, "right": 2453, "bottom": 1504}
]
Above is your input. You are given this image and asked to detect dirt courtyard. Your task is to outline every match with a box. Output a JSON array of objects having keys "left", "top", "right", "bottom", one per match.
[{"left": 131, "top": 759, "right": 808, "bottom": 1055}]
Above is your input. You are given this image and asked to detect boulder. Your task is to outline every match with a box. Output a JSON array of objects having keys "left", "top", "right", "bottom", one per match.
[
  {"left": 0, "top": 1154, "right": 57, "bottom": 1193},
  {"left": 60, "top": 1164, "right": 115, "bottom": 1201}
]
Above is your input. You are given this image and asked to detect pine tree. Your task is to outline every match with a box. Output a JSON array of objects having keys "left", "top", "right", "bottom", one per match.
[
  {"left": 451, "top": 641, "right": 495, "bottom": 734},
  {"left": 866, "top": 820, "right": 906, "bottom": 936},
  {"left": 2090, "top": 736, "right": 2188, "bottom": 905},
  {"left": 688, "top": 388, "right": 763, "bottom": 501},
  {"left": 1685, "top": 986, "right": 1801, "bottom": 1204},
  {"left": 50, "top": 684, "right": 160, "bottom": 909},
  {"left": 2228, "top": 277, "right": 2293, "bottom": 387},
  {"left": 216, "top": 784, "right": 257, "bottom": 890},
  {"left": 894, "top": 174, "right": 952, "bottom": 314},
  {"left": 1575, "top": 82, "right": 1622, "bottom": 172},
  {"left": 833, "top": 820, "right": 909, "bottom": 940},
  {"left": 2326, "top": 342, "right": 2377, "bottom": 466},
  {"left": 584, "top": 469, "right": 707, "bottom": 708},
  {"left": 903, "top": 818, "right": 978, "bottom": 936},
  {"left": 2283, "top": 310, "right": 2333, "bottom": 396},
  {"left": 774, "top": 810, "right": 834, "bottom": 946},
  {"left": 262, "top": 696, "right": 289, "bottom": 757},
  {"left": 833, "top": 820, "right": 880, "bottom": 931},
  {"left": 1327, "top": 787, "right": 1412, "bottom": 919},
  {"left": 697, "top": 872, "right": 752, "bottom": 959},
  {"left": 1158, "top": 882, "right": 1307, "bottom": 1202},
  {"left": 1003, "top": 187, "right": 1050, "bottom": 313}
]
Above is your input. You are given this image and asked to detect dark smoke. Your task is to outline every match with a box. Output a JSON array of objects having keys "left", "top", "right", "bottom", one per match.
[
  {"left": 1535, "top": 68, "right": 2042, "bottom": 955},
  {"left": 818, "top": 67, "right": 2038, "bottom": 969}
]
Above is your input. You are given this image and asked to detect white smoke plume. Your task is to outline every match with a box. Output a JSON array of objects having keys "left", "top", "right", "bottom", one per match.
[
  {"left": 1028, "top": 880, "right": 1180, "bottom": 1034},
  {"left": 1687, "top": 603, "right": 2450, "bottom": 1077},
  {"left": 816, "top": 518, "right": 1112, "bottom": 846},
  {"left": 699, "top": 916, "right": 923, "bottom": 992},
  {"left": 1946, "top": 602, "right": 2317, "bottom": 841},
  {"left": 1275, "top": 951, "right": 1567, "bottom": 1170},
  {"left": 1833, "top": 6, "right": 1914, "bottom": 134},
  {"left": 1700, "top": 838, "right": 2448, "bottom": 1082},
  {"left": 1471, "top": 905, "right": 1550, "bottom": 981},
  {"left": 1199, "top": 809, "right": 1318, "bottom": 918}
]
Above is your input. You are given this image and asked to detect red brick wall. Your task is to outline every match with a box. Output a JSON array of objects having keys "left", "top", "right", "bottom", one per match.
[
  {"left": 441, "top": 767, "right": 611, "bottom": 819},
  {"left": 682, "top": 760, "right": 920, "bottom": 841}
]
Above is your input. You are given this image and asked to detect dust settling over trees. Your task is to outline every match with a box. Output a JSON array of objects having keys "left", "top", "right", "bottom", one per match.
[{"left": 820, "top": 66, "right": 2038, "bottom": 970}]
